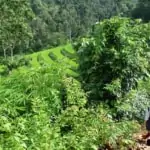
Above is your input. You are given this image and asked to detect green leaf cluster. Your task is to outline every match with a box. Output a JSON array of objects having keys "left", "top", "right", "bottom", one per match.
[
  {"left": 0, "top": 64, "right": 139, "bottom": 149},
  {"left": 75, "top": 17, "right": 150, "bottom": 103}
]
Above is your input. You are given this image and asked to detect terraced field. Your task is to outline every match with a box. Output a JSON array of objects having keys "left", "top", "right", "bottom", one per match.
[{"left": 26, "top": 44, "right": 78, "bottom": 77}]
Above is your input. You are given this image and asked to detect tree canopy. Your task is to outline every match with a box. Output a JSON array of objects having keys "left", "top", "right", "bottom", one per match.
[
  {"left": 29, "top": 0, "right": 137, "bottom": 51},
  {"left": 0, "top": 0, "right": 33, "bottom": 59},
  {"left": 1, "top": 0, "right": 150, "bottom": 56}
]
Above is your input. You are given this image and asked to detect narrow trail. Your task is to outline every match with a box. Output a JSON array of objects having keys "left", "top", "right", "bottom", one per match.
[{"left": 133, "top": 131, "right": 150, "bottom": 150}]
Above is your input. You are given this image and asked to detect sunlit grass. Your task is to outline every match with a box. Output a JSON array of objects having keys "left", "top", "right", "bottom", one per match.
[{"left": 26, "top": 44, "right": 78, "bottom": 76}]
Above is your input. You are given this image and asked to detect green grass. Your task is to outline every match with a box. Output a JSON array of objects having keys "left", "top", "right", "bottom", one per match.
[{"left": 26, "top": 44, "right": 78, "bottom": 77}]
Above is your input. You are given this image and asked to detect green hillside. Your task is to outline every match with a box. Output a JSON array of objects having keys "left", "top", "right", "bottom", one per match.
[{"left": 26, "top": 44, "right": 78, "bottom": 77}]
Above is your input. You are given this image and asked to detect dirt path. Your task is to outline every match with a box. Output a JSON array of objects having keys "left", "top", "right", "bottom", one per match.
[
  {"left": 134, "top": 132, "right": 150, "bottom": 150},
  {"left": 135, "top": 139, "right": 149, "bottom": 150}
]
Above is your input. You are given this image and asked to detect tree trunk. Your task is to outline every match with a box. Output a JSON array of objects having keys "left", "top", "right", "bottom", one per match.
[
  {"left": 69, "top": 28, "right": 72, "bottom": 42},
  {"left": 11, "top": 48, "right": 13, "bottom": 61},
  {"left": 4, "top": 49, "right": 6, "bottom": 59},
  {"left": 10, "top": 43, "right": 15, "bottom": 61}
]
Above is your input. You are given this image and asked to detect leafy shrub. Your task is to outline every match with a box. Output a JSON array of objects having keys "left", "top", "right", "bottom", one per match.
[
  {"left": 0, "top": 65, "right": 65, "bottom": 149},
  {"left": 0, "top": 56, "right": 31, "bottom": 75},
  {"left": 0, "top": 64, "right": 140, "bottom": 149},
  {"left": 55, "top": 105, "right": 139, "bottom": 150},
  {"left": 74, "top": 17, "right": 150, "bottom": 103},
  {"left": 62, "top": 77, "right": 87, "bottom": 108},
  {"left": 0, "top": 65, "right": 9, "bottom": 76},
  {"left": 53, "top": 77, "right": 139, "bottom": 150},
  {"left": 115, "top": 78, "right": 150, "bottom": 121},
  {"left": 18, "top": 56, "right": 32, "bottom": 67}
]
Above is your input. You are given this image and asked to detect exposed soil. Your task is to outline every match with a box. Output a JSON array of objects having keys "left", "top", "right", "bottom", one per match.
[{"left": 133, "top": 131, "right": 150, "bottom": 150}]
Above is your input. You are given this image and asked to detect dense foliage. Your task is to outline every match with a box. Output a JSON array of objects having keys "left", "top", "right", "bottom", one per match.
[
  {"left": 0, "top": 0, "right": 33, "bottom": 58},
  {"left": 0, "top": 56, "right": 31, "bottom": 76},
  {"left": 1, "top": 0, "right": 150, "bottom": 149},
  {"left": 114, "top": 78, "right": 150, "bottom": 121},
  {"left": 2, "top": 0, "right": 150, "bottom": 56},
  {"left": 0, "top": 65, "right": 64, "bottom": 149},
  {"left": 29, "top": 0, "right": 138, "bottom": 51},
  {"left": 0, "top": 65, "right": 139, "bottom": 149},
  {"left": 74, "top": 17, "right": 150, "bottom": 104},
  {"left": 0, "top": 0, "right": 139, "bottom": 55}
]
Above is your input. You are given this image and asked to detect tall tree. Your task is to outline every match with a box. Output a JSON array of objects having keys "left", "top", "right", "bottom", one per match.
[
  {"left": 0, "top": 0, "right": 33, "bottom": 59},
  {"left": 0, "top": 0, "right": 137, "bottom": 55}
]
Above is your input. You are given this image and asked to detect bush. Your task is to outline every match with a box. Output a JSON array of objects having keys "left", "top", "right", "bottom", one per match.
[
  {"left": 0, "top": 56, "right": 31, "bottom": 75},
  {"left": 0, "top": 65, "right": 9, "bottom": 76},
  {"left": 53, "top": 77, "right": 140, "bottom": 150},
  {"left": 0, "top": 65, "right": 65, "bottom": 149},
  {"left": 74, "top": 17, "right": 150, "bottom": 103},
  {"left": 0, "top": 65, "right": 140, "bottom": 149},
  {"left": 115, "top": 78, "right": 150, "bottom": 121},
  {"left": 62, "top": 77, "right": 87, "bottom": 108},
  {"left": 55, "top": 105, "right": 139, "bottom": 150}
]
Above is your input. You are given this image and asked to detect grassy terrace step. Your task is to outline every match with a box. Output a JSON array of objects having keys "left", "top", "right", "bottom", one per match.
[
  {"left": 26, "top": 44, "right": 78, "bottom": 77},
  {"left": 60, "top": 48, "right": 77, "bottom": 60},
  {"left": 48, "top": 52, "right": 57, "bottom": 61}
]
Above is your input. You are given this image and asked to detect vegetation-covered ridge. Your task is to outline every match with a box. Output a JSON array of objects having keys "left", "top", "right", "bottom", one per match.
[
  {"left": 1, "top": 17, "right": 150, "bottom": 149},
  {"left": 1, "top": 0, "right": 150, "bottom": 149},
  {"left": 28, "top": 44, "right": 78, "bottom": 77},
  {"left": 2, "top": 0, "right": 150, "bottom": 55}
]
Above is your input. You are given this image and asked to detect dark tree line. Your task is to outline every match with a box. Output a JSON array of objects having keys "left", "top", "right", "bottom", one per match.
[
  {"left": 1, "top": 0, "right": 150, "bottom": 56},
  {"left": 29, "top": 0, "right": 137, "bottom": 51}
]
